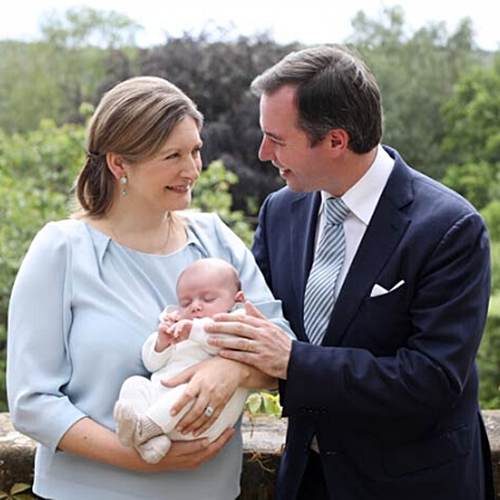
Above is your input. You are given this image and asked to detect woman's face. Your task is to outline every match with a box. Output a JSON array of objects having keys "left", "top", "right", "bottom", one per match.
[{"left": 123, "top": 116, "right": 203, "bottom": 213}]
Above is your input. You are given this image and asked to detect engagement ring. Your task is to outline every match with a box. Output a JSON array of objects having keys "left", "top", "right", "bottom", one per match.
[{"left": 204, "top": 405, "right": 215, "bottom": 417}]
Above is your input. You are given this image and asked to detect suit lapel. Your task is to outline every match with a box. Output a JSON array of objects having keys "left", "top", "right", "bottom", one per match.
[
  {"left": 290, "top": 192, "right": 321, "bottom": 340},
  {"left": 323, "top": 151, "right": 414, "bottom": 346}
]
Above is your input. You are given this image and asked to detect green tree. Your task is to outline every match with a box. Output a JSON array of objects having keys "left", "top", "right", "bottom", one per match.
[
  {"left": 478, "top": 294, "right": 500, "bottom": 409},
  {"left": 440, "top": 55, "right": 500, "bottom": 409},
  {"left": 0, "top": 41, "right": 64, "bottom": 133},
  {"left": 482, "top": 202, "right": 500, "bottom": 244},
  {"left": 440, "top": 54, "right": 500, "bottom": 210},
  {"left": 192, "top": 160, "right": 254, "bottom": 246},
  {"left": 39, "top": 6, "right": 142, "bottom": 49},
  {"left": 441, "top": 161, "right": 497, "bottom": 211},
  {"left": 348, "top": 7, "right": 482, "bottom": 179},
  {"left": 442, "top": 54, "right": 500, "bottom": 165},
  {"left": 0, "top": 7, "right": 141, "bottom": 132}
]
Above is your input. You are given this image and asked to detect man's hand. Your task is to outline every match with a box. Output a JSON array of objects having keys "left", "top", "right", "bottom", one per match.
[{"left": 206, "top": 301, "right": 292, "bottom": 380}]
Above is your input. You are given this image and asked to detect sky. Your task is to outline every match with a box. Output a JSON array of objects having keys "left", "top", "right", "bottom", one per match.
[{"left": 1, "top": 0, "right": 499, "bottom": 51}]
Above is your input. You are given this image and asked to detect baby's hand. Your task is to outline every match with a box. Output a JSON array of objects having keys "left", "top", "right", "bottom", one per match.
[
  {"left": 167, "top": 319, "right": 193, "bottom": 341},
  {"left": 155, "top": 319, "right": 183, "bottom": 352},
  {"left": 160, "top": 311, "right": 181, "bottom": 327}
]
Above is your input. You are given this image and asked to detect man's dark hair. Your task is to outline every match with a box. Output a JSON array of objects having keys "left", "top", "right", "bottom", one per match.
[{"left": 251, "top": 45, "right": 383, "bottom": 153}]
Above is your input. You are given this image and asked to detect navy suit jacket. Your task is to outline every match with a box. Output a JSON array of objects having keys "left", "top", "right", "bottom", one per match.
[{"left": 252, "top": 147, "right": 495, "bottom": 500}]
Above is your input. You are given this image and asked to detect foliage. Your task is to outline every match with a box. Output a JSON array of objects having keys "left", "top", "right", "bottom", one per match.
[
  {"left": 482, "top": 202, "right": 500, "bottom": 243},
  {"left": 0, "top": 120, "right": 85, "bottom": 191},
  {"left": 0, "top": 483, "right": 33, "bottom": 500},
  {"left": 441, "top": 53, "right": 500, "bottom": 409},
  {"left": 245, "top": 391, "right": 282, "bottom": 418},
  {"left": 0, "top": 171, "right": 69, "bottom": 411},
  {"left": 39, "top": 6, "right": 142, "bottom": 49},
  {"left": 191, "top": 160, "right": 254, "bottom": 246},
  {"left": 478, "top": 294, "right": 500, "bottom": 409},
  {"left": 441, "top": 161, "right": 499, "bottom": 211},
  {"left": 442, "top": 54, "right": 500, "bottom": 166},
  {"left": 0, "top": 7, "right": 141, "bottom": 133},
  {"left": 0, "top": 41, "right": 66, "bottom": 133},
  {"left": 349, "top": 6, "right": 483, "bottom": 180}
]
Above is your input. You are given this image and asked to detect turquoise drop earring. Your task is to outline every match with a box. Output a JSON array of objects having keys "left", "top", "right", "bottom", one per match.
[{"left": 120, "top": 175, "right": 128, "bottom": 196}]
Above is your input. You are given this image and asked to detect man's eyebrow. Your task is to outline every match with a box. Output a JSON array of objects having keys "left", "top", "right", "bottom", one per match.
[{"left": 263, "top": 130, "right": 285, "bottom": 142}]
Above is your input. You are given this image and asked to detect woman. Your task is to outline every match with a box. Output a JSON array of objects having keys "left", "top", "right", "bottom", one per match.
[{"left": 7, "top": 76, "right": 291, "bottom": 500}]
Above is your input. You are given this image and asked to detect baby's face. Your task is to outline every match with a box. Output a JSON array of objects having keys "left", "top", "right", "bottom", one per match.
[{"left": 177, "top": 271, "right": 238, "bottom": 319}]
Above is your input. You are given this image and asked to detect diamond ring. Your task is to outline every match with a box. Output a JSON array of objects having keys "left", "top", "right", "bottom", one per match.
[{"left": 204, "top": 405, "right": 215, "bottom": 417}]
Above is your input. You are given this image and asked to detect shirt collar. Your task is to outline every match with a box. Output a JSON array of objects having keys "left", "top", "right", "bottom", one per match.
[{"left": 320, "top": 145, "right": 394, "bottom": 226}]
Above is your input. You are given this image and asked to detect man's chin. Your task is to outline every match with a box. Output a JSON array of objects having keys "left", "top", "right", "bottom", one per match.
[{"left": 284, "top": 181, "right": 310, "bottom": 193}]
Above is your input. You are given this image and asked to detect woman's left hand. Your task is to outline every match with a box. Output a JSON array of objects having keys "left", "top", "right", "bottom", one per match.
[{"left": 161, "top": 356, "right": 243, "bottom": 436}]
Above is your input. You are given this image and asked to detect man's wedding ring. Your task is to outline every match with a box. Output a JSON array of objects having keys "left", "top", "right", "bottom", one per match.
[{"left": 204, "top": 405, "right": 215, "bottom": 417}]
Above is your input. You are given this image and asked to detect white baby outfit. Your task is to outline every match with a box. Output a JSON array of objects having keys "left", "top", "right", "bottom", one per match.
[{"left": 115, "top": 308, "right": 248, "bottom": 462}]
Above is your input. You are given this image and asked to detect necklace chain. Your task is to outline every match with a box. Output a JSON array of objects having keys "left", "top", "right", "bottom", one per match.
[{"left": 108, "top": 213, "right": 172, "bottom": 254}]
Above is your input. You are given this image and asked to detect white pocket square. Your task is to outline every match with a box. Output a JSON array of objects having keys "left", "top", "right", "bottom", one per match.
[{"left": 370, "top": 280, "right": 405, "bottom": 298}]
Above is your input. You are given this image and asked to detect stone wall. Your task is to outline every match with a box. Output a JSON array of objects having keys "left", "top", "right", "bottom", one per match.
[{"left": 0, "top": 412, "right": 499, "bottom": 499}]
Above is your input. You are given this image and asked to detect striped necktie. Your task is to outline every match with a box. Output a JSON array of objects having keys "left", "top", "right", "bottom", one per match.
[{"left": 303, "top": 197, "right": 350, "bottom": 345}]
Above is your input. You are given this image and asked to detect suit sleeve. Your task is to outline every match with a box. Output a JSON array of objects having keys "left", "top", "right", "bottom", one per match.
[
  {"left": 283, "top": 211, "right": 490, "bottom": 418},
  {"left": 252, "top": 195, "right": 294, "bottom": 402},
  {"left": 251, "top": 195, "right": 273, "bottom": 289}
]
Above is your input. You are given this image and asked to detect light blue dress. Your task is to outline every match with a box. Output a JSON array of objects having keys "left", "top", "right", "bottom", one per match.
[{"left": 7, "top": 212, "right": 292, "bottom": 500}]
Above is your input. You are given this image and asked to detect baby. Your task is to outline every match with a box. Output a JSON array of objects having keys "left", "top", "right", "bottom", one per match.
[{"left": 113, "top": 258, "right": 248, "bottom": 463}]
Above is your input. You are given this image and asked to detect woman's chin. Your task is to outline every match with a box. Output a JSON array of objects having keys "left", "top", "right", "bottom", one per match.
[{"left": 165, "top": 195, "right": 192, "bottom": 212}]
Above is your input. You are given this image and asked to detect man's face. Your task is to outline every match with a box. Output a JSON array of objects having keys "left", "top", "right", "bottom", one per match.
[{"left": 258, "top": 85, "right": 333, "bottom": 193}]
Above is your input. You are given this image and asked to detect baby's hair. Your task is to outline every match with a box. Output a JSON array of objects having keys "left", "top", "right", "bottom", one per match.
[{"left": 177, "top": 258, "right": 241, "bottom": 293}]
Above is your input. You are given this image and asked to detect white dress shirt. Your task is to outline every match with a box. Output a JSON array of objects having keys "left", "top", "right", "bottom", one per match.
[
  {"left": 310, "top": 145, "right": 394, "bottom": 454},
  {"left": 314, "top": 145, "right": 395, "bottom": 297}
]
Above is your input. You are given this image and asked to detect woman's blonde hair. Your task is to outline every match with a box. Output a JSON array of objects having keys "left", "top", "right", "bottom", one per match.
[{"left": 75, "top": 76, "right": 203, "bottom": 217}]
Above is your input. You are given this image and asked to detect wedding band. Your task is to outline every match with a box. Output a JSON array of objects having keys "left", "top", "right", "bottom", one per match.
[
  {"left": 245, "top": 340, "right": 252, "bottom": 352},
  {"left": 204, "top": 405, "right": 215, "bottom": 417}
]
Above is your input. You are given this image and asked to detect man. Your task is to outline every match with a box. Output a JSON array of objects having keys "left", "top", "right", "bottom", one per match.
[{"left": 208, "top": 45, "right": 495, "bottom": 500}]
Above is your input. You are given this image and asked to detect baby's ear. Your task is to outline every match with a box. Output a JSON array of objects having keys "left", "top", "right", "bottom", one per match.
[{"left": 235, "top": 291, "right": 245, "bottom": 303}]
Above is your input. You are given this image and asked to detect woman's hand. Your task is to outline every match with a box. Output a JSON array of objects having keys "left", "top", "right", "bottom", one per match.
[
  {"left": 148, "top": 428, "right": 235, "bottom": 471},
  {"left": 58, "top": 416, "right": 234, "bottom": 472},
  {"left": 162, "top": 356, "right": 254, "bottom": 436}
]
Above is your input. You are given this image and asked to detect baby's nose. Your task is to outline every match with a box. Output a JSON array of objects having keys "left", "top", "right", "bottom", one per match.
[{"left": 191, "top": 300, "right": 202, "bottom": 311}]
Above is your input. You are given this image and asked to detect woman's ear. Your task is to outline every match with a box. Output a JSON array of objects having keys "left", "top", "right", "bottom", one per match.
[{"left": 106, "top": 152, "right": 127, "bottom": 180}]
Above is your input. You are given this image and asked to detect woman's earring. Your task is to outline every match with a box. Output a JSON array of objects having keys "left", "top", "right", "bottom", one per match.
[{"left": 120, "top": 175, "right": 128, "bottom": 196}]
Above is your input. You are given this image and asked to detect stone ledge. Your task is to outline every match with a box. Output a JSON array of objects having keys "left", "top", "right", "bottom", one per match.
[
  {"left": 1, "top": 412, "right": 499, "bottom": 499},
  {"left": 485, "top": 410, "right": 500, "bottom": 499},
  {"left": 0, "top": 412, "right": 287, "bottom": 498}
]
